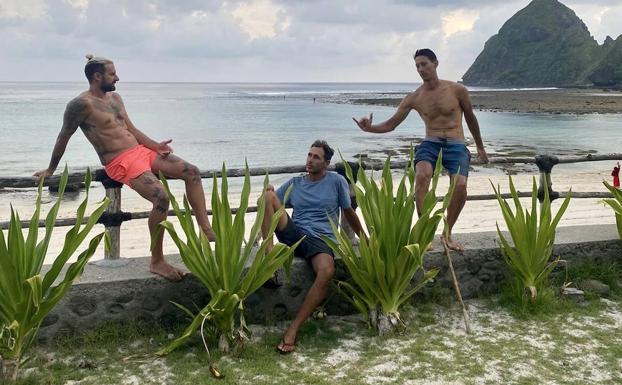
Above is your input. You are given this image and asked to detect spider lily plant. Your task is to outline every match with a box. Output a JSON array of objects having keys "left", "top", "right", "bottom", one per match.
[
  {"left": 0, "top": 167, "right": 109, "bottom": 381},
  {"left": 491, "top": 176, "right": 571, "bottom": 300},
  {"left": 156, "top": 164, "right": 299, "bottom": 356},
  {"left": 324, "top": 152, "right": 451, "bottom": 335},
  {"left": 601, "top": 181, "right": 622, "bottom": 240}
]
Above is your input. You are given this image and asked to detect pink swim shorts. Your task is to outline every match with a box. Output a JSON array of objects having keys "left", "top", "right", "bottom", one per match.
[{"left": 104, "top": 145, "right": 158, "bottom": 186}]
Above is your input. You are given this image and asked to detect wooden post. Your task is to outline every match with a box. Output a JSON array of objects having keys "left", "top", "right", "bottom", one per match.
[
  {"left": 105, "top": 187, "right": 121, "bottom": 260},
  {"left": 91, "top": 170, "right": 130, "bottom": 268},
  {"left": 535, "top": 155, "right": 560, "bottom": 202}
]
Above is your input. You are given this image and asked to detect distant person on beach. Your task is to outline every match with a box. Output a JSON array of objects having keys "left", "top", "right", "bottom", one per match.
[
  {"left": 34, "top": 55, "right": 216, "bottom": 281},
  {"left": 259, "top": 140, "right": 365, "bottom": 354},
  {"left": 612, "top": 162, "right": 620, "bottom": 188},
  {"left": 353, "top": 48, "right": 488, "bottom": 251}
]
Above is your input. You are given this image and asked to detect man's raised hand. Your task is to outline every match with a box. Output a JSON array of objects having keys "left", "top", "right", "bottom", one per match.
[
  {"left": 157, "top": 139, "right": 174, "bottom": 156},
  {"left": 352, "top": 113, "right": 373, "bottom": 132}
]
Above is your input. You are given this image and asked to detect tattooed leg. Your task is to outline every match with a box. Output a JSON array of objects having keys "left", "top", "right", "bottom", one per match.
[
  {"left": 130, "top": 172, "right": 184, "bottom": 281},
  {"left": 153, "top": 155, "right": 216, "bottom": 241}
]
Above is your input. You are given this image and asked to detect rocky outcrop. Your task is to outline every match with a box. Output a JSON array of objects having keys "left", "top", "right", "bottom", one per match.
[
  {"left": 589, "top": 36, "right": 622, "bottom": 87},
  {"left": 462, "top": 0, "right": 619, "bottom": 87}
]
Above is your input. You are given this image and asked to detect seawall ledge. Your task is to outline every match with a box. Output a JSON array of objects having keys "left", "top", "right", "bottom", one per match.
[{"left": 38, "top": 224, "right": 621, "bottom": 342}]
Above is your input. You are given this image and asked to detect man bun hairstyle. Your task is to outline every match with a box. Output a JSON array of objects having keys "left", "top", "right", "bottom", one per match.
[
  {"left": 414, "top": 48, "right": 437, "bottom": 62},
  {"left": 84, "top": 54, "right": 112, "bottom": 82},
  {"left": 311, "top": 140, "right": 334, "bottom": 162}
]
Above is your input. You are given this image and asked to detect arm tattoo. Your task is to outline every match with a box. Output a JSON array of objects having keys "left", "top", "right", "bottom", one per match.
[
  {"left": 47, "top": 97, "right": 88, "bottom": 171},
  {"left": 62, "top": 97, "right": 88, "bottom": 136}
]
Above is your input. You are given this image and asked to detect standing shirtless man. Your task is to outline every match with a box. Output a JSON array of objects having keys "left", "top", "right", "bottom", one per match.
[
  {"left": 35, "top": 55, "right": 216, "bottom": 280},
  {"left": 353, "top": 49, "right": 488, "bottom": 251}
]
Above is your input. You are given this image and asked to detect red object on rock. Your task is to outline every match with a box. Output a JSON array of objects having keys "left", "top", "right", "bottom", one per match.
[{"left": 612, "top": 164, "right": 620, "bottom": 188}]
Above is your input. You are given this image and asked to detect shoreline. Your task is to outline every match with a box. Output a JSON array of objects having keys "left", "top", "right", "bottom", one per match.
[{"left": 347, "top": 88, "right": 622, "bottom": 115}]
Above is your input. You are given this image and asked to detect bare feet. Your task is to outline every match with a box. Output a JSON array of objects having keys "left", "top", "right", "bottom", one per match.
[
  {"left": 441, "top": 234, "right": 465, "bottom": 252},
  {"left": 276, "top": 333, "right": 296, "bottom": 354},
  {"left": 150, "top": 260, "right": 185, "bottom": 281}
]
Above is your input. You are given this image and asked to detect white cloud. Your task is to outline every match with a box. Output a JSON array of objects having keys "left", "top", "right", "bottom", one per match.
[
  {"left": 569, "top": 3, "right": 622, "bottom": 42},
  {"left": 232, "top": 0, "right": 288, "bottom": 40},
  {"left": 442, "top": 9, "right": 479, "bottom": 38},
  {"left": 0, "top": 0, "right": 47, "bottom": 20},
  {"left": 0, "top": 0, "right": 618, "bottom": 82},
  {"left": 63, "top": 0, "right": 88, "bottom": 11}
]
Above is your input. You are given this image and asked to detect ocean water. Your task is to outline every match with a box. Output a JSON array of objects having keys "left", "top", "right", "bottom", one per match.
[
  {"left": 1, "top": 81, "right": 622, "bottom": 218},
  {"left": 1, "top": 82, "right": 621, "bottom": 179}
]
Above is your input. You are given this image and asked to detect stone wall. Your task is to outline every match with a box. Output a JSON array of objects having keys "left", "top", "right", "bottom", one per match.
[{"left": 38, "top": 225, "right": 622, "bottom": 342}]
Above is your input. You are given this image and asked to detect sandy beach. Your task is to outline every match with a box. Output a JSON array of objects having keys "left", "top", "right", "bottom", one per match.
[{"left": 350, "top": 88, "right": 622, "bottom": 114}]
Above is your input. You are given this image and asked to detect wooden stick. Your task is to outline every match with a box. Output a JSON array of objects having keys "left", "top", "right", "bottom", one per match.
[{"left": 441, "top": 235, "right": 473, "bottom": 335}]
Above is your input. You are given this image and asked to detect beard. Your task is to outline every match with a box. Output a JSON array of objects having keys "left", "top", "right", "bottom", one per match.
[{"left": 100, "top": 82, "right": 116, "bottom": 92}]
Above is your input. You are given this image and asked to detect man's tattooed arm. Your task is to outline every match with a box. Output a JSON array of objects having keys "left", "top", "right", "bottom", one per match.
[{"left": 46, "top": 97, "right": 89, "bottom": 172}]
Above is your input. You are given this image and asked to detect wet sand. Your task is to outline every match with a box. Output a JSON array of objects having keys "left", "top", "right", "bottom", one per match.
[{"left": 351, "top": 88, "right": 622, "bottom": 115}]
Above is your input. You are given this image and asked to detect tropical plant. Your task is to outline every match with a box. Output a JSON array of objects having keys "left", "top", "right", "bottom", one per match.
[
  {"left": 323, "top": 152, "right": 452, "bottom": 335},
  {"left": 491, "top": 176, "right": 571, "bottom": 300},
  {"left": 155, "top": 164, "right": 299, "bottom": 357},
  {"left": 0, "top": 167, "right": 109, "bottom": 382},
  {"left": 601, "top": 181, "right": 622, "bottom": 240}
]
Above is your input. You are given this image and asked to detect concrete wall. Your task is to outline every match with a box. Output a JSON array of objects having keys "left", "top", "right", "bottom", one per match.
[{"left": 37, "top": 224, "right": 622, "bottom": 343}]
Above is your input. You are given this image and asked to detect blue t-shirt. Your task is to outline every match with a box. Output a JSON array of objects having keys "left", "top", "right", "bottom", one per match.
[{"left": 276, "top": 171, "right": 351, "bottom": 240}]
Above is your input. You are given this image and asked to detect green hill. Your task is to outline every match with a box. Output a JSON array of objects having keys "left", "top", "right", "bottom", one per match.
[
  {"left": 589, "top": 36, "right": 622, "bottom": 86},
  {"left": 462, "top": 0, "right": 617, "bottom": 87}
]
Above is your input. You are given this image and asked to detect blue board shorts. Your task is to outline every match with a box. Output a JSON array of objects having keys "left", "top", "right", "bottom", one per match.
[
  {"left": 275, "top": 216, "right": 334, "bottom": 262},
  {"left": 415, "top": 137, "right": 471, "bottom": 177}
]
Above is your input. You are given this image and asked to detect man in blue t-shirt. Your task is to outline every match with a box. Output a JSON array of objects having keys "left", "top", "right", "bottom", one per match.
[{"left": 261, "top": 140, "right": 365, "bottom": 354}]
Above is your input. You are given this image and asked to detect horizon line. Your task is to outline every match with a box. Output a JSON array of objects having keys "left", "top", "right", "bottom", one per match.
[{"left": 0, "top": 80, "right": 424, "bottom": 85}]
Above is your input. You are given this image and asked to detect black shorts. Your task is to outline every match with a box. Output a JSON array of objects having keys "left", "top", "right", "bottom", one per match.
[{"left": 275, "top": 217, "right": 334, "bottom": 262}]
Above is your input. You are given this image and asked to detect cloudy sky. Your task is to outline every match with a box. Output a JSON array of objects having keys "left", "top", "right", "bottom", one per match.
[{"left": 1, "top": 0, "right": 620, "bottom": 82}]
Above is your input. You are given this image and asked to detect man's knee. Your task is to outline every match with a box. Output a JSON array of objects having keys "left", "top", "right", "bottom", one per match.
[
  {"left": 315, "top": 258, "right": 335, "bottom": 281},
  {"left": 415, "top": 165, "right": 433, "bottom": 184},
  {"left": 415, "top": 173, "right": 432, "bottom": 190},
  {"left": 453, "top": 176, "right": 468, "bottom": 192},
  {"left": 261, "top": 189, "right": 279, "bottom": 206},
  {"left": 182, "top": 162, "right": 200, "bottom": 182},
  {"left": 151, "top": 189, "right": 170, "bottom": 214}
]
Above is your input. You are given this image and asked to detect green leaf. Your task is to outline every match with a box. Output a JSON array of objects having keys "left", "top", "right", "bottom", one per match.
[
  {"left": 158, "top": 163, "right": 298, "bottom": 354},
  {"left": 0, "top": 168, "right": 109, "bottom": 361},
  {"left": 325, "top": 149, "right": 446, "bottom": 331},
  {"left": 492, "top": 175, "right": 571, "bottom": 300}
]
